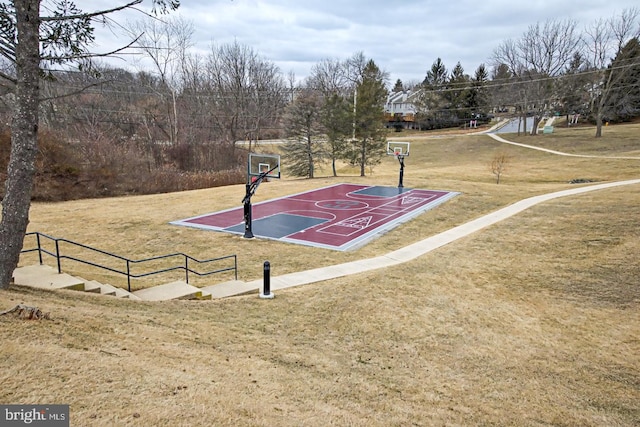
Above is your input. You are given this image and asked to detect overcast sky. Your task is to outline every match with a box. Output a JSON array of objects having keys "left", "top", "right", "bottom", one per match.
[{"left": 91, "top": 0, "right": 639, "bottom": 86}]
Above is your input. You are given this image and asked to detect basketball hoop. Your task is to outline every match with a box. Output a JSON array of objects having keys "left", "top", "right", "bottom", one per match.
[
  {"left": 244, "top": 153, "right": 281, "bottom": 238},
  {"left": 387, "top": 141, "right": 410, "bottom": 188}
]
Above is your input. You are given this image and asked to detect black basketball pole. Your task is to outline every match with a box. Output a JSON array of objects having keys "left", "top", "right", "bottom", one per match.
[
  {"left": 397, "top": 155, "right": 405, "bottom": 188},
  {"left": 242, "top": 164, "right": 278, "bottom": 239},
  {"left": 243, "top": 182, "right": 254, "bottom": 238}
]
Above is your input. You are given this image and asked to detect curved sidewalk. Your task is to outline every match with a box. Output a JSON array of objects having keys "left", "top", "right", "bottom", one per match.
[
  {"left": 487, "top": 133, "right": 640, "bottom": 160},
  {"left": 207, "top": 178, "right": 640, "bottom": 298}
]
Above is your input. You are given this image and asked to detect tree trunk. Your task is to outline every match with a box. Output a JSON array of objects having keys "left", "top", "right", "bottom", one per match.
[
  {"left": 0, "top": 0, "right": 41, "bottom": 289},
  {"left": 595, "top": 114, "right": 603, "bottom": 138},
  {"left": 530, "top": 115, "right": 541, "bottom": 135},
  {"left": 307, "top": 138, "right": 314, "bottom": 179}
]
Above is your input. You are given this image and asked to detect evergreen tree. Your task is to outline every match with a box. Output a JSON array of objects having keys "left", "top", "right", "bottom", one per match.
[
  {"left": 282, "top": 88, "right": 327, "bottom": 178},
  {"left": 467, "top": 64, "right": 490, "bottom": 117},
  {"left": 416, "top": 58, "right": 451, "bottom": 129},
  {"left": 557, "top": 52, "right": 589, "bottom": 120},
  {"left": 352, "top": 60, "right": 388, "bottom": 177},
  {"left": 606, "top": 37, "right": 640, "bottom": 122},
  {"left": 321, "top": 93, "right": 352, "bottom": 177},
  {"left": 446, "top": 62, "right": 470, "bottom": 117},
  {"left": 423, "top": 58, "right": 448, "bottom": 87},
  {"left": 489, "top": 63, "right": 514, "bottom": 113}
]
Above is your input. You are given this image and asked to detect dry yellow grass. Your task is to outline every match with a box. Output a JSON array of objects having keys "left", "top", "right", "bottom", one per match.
[{"left": 1, "top": 123, "right": 639, "bottom": 426}]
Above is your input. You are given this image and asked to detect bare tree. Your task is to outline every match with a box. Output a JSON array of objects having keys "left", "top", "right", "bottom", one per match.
[
  {"left": 0, "top": 0, "right": 179, "bottom": 290},
  {"left": 493, "top": 19, "right": 581, "bottom": 135},
  {"left": 126, "top": 15, "right": 194, "bottom": 146},
  {"left": 309, "top": 58, "right": 350, "bottom": 95},
  {"left": 490, "top": 152, "right": 510, "bottom": 184},
  {"left": 583, "top": 8, "right": 640, "bottom": 137},
  {"left": 202, "top": 41, "right": 288, "bottom": 153}
]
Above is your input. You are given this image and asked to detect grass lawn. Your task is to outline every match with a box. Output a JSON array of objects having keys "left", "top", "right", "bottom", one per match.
[{"left": 1, "top": 123, "right": 639, "bottom": 426}]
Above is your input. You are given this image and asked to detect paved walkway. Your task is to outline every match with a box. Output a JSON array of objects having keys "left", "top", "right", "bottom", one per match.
[{"left": 487, "top": 133, "right": 640, "bottom": 160}]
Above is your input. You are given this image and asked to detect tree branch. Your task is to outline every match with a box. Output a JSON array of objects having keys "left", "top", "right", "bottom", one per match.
[
  {"left": 40, "top": 34, "right": 142, "bottom": 63},
  {"left": 0, "top": 70, "right": 17, "bottom": 86},
  {"left": 39, "top": 80, "right": 110, "bottom": 102},
  {"left": 40, "top": 1, "right": 143, "bottom": 22}
]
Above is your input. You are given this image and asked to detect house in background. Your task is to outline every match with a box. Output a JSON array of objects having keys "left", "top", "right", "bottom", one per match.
[{"left": 384, "top": 89, "right": 422, "bottom": 130}]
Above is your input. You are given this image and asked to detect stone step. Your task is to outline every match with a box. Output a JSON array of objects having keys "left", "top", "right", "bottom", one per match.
[
  {"left": 132, "top": 280, "right": 205, "bottom": 301},
  {"left": 13, "top": 265, "right": 85, "bottom": 292}
]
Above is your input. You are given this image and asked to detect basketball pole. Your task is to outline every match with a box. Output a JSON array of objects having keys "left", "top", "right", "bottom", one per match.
[
  {"left": 397, "top": 154, "right": 405, "bottom": 188},
  {"left": 242, "top": 182, "right": 254, "bottom": 238},
  {"left": 242, "top": 164, "right": 279, "bottom": 239}
]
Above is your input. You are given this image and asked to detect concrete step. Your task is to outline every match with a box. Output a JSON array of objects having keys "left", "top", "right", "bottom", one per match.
[
  {"left": 98, "top": 283, "right": 117, "bottom": 296},
  {"left": 13, "top": 265, "right": 85, "bottom": 292},
  {"left": 97, "top": 282, "right": 142, "bottom": 300},
  {"left": 14, "top": 265, "right": 199, "bottom": 302},
  {"left": 201, "top": 280, "right": 257, "bottom": 299},
  {"left": 82, "top": 280, "right": 102, "bottom": 293},
  {"left": 114, "top": 287, "right": 142, "bottom": 301},
  {"left": 196, "top": 290, "right": 212, "bottom": 301},
  {"left": 132, "top": 280, "right": 205, "bottom": 301}
]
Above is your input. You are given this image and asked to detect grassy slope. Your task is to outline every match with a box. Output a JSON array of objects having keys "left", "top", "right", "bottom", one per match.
[{"left": 1, "top": 123, "right": 639, "bottom": 426}]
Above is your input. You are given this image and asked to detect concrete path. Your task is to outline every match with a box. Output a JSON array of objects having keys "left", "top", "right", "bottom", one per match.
[
  {"left": 209, "top": 178, "right": 640, "bottom": 298},
  {"left": 487, "top": 133, "right": 640, "bottom": 160}
]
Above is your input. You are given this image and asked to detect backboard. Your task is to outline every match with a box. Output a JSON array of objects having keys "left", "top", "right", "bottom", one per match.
[
  {"left": 248, "top": 153, "right": 281, "bottom": 179},
  {"left": 387, "top": 141, "right": 410, "bottom": 157}
]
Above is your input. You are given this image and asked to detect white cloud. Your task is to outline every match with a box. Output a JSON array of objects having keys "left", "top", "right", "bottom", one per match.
[{"left": 86, "top": 0, "right": 639, "bottom": 85}]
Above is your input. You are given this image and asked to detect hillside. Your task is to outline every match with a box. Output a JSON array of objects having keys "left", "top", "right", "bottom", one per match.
[{"left": 1, "top": 123, "right": 639, "bottom": 426}]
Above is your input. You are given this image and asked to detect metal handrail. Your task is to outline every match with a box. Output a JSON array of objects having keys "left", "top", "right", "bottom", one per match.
[{"left": 21, "top": 232, "right": 237, "bottom": 292}]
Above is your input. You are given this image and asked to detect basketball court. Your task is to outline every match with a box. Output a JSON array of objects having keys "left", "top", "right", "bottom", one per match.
[{"left": 171, "top": 183, "right": 458, "bottom": 251}]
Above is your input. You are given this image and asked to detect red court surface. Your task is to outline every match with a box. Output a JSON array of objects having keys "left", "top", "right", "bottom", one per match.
[{"left": 171, "top": 183, "right": 459, "bottom": 251}]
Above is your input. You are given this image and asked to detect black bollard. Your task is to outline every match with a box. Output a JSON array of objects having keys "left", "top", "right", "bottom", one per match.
[{"left": 260, "top": 261, "right": 274, "bottom": 299}]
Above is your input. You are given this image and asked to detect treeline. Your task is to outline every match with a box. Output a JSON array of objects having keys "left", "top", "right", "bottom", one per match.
[
  {"left": 0, "top": 40, "right": 291, "bottom": 200},
  {"left": 410, "top": 11, "right": 640, "bottom": 136}
]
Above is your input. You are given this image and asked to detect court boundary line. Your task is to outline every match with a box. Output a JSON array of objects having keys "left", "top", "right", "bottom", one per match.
[{"left": 171, "top": 184, "right": 458, "bottom": 251}]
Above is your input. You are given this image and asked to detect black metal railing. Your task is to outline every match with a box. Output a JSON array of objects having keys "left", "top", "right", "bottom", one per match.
[{"left": 21, "top": 232, "right": 237, "bottom": 292}]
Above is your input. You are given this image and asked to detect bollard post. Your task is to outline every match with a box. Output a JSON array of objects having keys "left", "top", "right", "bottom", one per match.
[{"left": 260, "top": 261, "right": 274, "bottom": 299}]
